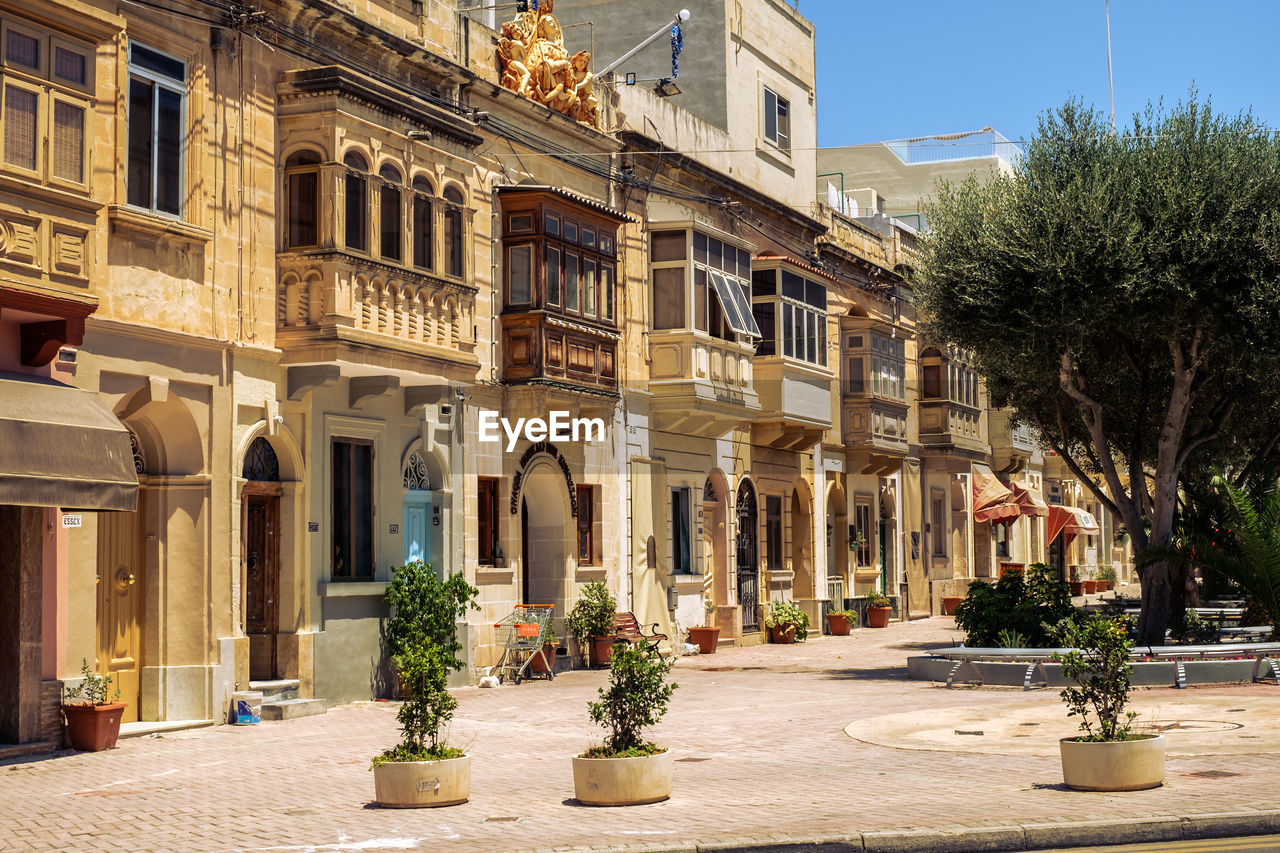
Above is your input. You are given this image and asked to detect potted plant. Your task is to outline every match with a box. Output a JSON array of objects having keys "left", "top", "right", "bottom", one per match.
[
  {"left": 865, "top": 591, "right": 893, "bottom": 628},
  {"left": 566, "top": 580, "right": 617, "bottom": 666},
  {"left": 530, "top": 617, "right": 558, "bottom": 675},
  {"left": 848, "top": 530, "right": 866, "bottom": 552},
  {"left": 372, "top": 561, "right": 479, "bottom": 808},
  {"left": 1097, "top": 564, "right": 1117, "bottom": 591},
  {"left": 1053, "top": 617, "right": 1164, "bottom": 791},
  {"left": 826, "top": 608, "right": 855, "bottom": 636},
  {"left": 941, "top": 596, "right": 965, "bottom": 615},
  {"left": 572, "top": 641, "right": 678, "bottom": 805},
  {"left": 687, "top": 599, "right": 721, "bottom": 654},
  {"left": 61, "top": 658, "right": 125, "bottom": 752},
  {"left": 764, "top": 599, "right": 809, "bottom": 643}
]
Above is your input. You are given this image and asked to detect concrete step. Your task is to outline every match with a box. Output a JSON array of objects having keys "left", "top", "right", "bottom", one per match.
[
  {"left": 0, "top": 740, "right": 59, "bottom": 760},
  {"left": 249, "top": 679, "right": 299, "bottom": 704},
  {"left": 715, "top": 637, "right": 737, "bottom": 648},
  {"left": 261, "top": 698, "right": 326, "bottom": 721}
]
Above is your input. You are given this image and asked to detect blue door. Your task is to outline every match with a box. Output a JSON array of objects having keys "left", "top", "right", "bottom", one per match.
[{"left": 403, "top": 492, "right": 432, "bottom": 567}]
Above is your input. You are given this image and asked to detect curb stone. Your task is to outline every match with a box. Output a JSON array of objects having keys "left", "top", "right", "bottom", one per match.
[{"left": 549, "top": 810, "right": 1280, "bottom": 853}]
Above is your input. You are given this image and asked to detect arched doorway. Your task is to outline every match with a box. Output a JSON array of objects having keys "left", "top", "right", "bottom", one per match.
[
  {"left": 826, "top": 480, "right": 848, "bottom": 604},
  {"left": 520, "top": 459, "right": 573, "bottom": 614},
  {"left": 97, "top": 430, "right": 147, "bottom": 722},
  {"left": 401, "top": 449, "right": 434, "bottom": 570},
  {"left": 703, "top": 470, "right": 729, "bottom": 610},
  {"left": 791, "top": 483, "right": 813, "bottom": 600},
  {"left": 243, "top": 436, "right": 282, "bottom": 681},
  {"left": 735, "top": 479, "right": 759, "bottom": 632}
]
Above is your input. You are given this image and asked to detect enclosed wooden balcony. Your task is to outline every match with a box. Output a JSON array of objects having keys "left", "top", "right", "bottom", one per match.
[
  {"left": 839, "top": 317, "right": 910, "bottom": 456},
  {"left": 919, "top": 399, "right": 987, "bottom": 456},
  {"left": 990, "top": 409, "right": 1042, "bottom": 471}
]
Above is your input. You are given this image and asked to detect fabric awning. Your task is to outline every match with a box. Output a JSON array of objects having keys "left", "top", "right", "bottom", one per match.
[
  {"left": 0, "top": 373, "right": 138, "bottom": 511},
  {"left": 1047, "top": 505, "right": 1099, "bottom": 545},
  {"left": 1009, "top": 480, "right": 1050, "bottom": 518},
  {"left": 972, "top": 463, "right": 1019, "bottom": 523}
]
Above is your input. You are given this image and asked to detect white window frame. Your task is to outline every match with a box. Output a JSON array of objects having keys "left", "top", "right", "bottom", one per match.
[
  {"left": 762, "top": 85, "right": 790, "bottom": 151},
  {"left": 127, "top": 41, "right": 187, "bottom": 219}
]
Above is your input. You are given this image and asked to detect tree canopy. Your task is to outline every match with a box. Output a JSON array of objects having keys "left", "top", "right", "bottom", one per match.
[{"left": 917, "top": 97, "right": 1280, "bottom": 644}]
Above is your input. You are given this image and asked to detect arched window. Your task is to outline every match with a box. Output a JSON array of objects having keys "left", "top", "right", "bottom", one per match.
[
  {"left": 402, "top": 450, "right": 430, "bottom": 491},
  {"left": 285, "top": 149, "right": 321, "bottom": 249},
  {"left": 243, "top": 436, "right": 280, "bottom": 482},
  {"left": 343, "top": 150, "right": 368, "bottom": 252},
  {"left": 412, "top": 176, "right": 434, "bottom": 270},
  {"left": 378, "top": 163, "right": 402, "bottom": 262},
  {"left": 443, "top": 184, "right": 464, "bottom": 278}
]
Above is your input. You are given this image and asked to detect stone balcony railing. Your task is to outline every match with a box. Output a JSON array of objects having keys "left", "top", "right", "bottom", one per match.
[
  {"left": 647, "top": 330, "right": 760, "bottom": 437},
  {"left": 919, "top": 399, "right": 986, "bottom": 455},
  {"left": 276, "top": 252, "right": 477, "bottom": 369}
]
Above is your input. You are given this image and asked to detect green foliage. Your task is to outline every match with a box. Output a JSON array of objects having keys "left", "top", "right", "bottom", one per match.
[
  {"left": 917, "top": 95, "right": 1280, "bottom": 645},
  {"left": 378, "top": 561, "right": 478, "bottom": 763},
  {"left": 539, "top": 616, "right": 558, "bottom": 647},
  {"left": 864, "top": 591, "right": 892, "bottom": 608},
  {"left": 763, "top": 599, "right": 810, "bottom": 641},
  {"left": 1096, "top": 565, "right": 1118, "bottom": 584},
  {"left": 1185, "top": 473, "right": 1280, "bottom": 640},
  {"left": 1053, "top": 617, "right": 1141, "bottom": 742},
  {"left": 63, "top": 658, "right": 120, "bottom": 706},
  {"left": 1169, "top": 609, "right": 1218, "bottom": 645},
  {"left": 996, "top": 629, "right": 1027, "bottom": 649},
  {"left": 953, "top": 563, "right": 1079, "bottom": 647},
  {"left": 586, "top": 643, "right": 677, "bottom": 756},
  {"left": 566, "top": 580, "right": 617, "bottom": 646}
]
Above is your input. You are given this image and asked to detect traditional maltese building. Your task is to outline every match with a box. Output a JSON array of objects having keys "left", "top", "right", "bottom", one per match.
[{"left": 0, "top": 0, "right": 1135, "bottom": 753}]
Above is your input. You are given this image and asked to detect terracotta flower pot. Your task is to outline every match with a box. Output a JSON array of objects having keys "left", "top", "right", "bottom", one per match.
[
  {"left": 769, "top": 624, "right": 797, "bottom": 644},
  {"left": 687, "top": 626, "right": 720, "bottom": 654},
  {"left": 941, "top": 597, "right": 964, "bottom": 616},
  {"left": 866, "top": 606, "right": 892, "bottom": 628},
  {"left": 826, "top": 612, "right": 852, "bottom": 636},
  {"left": 61, "top": 702, "right": 126, "bottom": 752},
  {"left": 1070, "top": 582, "right": 1085, "bottom": 596},
  {"left": 589, "top": 636, "right": 615, "bottom": 667},
  {"left": 530, "top": 643, "right": 557, "bottom": 673}
]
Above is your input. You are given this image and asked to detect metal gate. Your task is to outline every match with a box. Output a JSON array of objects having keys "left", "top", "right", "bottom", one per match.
[{"left": 736, "top": 480, "right": 759, "bottom": 632}]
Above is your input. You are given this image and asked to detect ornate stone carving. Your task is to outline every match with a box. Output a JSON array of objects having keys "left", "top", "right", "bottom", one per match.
[{"left": 497, "top": 0, "right": 599, "bottom": 128}]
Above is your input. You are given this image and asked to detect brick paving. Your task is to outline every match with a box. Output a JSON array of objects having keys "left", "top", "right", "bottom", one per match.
[{"left": 4, "top": 618, "right": 1280, "bottom": 853}]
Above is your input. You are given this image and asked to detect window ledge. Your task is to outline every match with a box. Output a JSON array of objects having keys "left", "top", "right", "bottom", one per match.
[
  {"left": 476, "top": 566, "right": 515, "bottom": 585},
  {"left": 108, "top": 205, "right": 212, "bottom": 244},
  {"left": 318, "top": 580, "right": 387, "bottom": 598},
  {"left": 670, "top": 573, "right": 704, "bottom": 585},
  {"left": 755, "top": 140, "right": 795, "bottom": 173},
  {"left": 575, "top": 565, "right": 607, "bottom": 581}
]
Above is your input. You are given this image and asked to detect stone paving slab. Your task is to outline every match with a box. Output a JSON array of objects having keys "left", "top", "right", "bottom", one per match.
[{"left": 4, "top": 618, "right": 1280, "bottom": 853}]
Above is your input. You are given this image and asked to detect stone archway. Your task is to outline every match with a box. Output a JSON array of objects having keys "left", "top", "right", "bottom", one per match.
[
  {"left": 791, "top": 480, "right": 814, "bottom": 600},
  {"left": 519, "top": 458, "right": 574, "bottom": 615},
  {"left": 826, "top": 479, "right": 848, "bottom": 604}
]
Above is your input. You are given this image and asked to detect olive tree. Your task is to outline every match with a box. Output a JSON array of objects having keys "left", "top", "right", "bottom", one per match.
[{"left": 917, "top": 97, "right": 1280, "bottom": 645}]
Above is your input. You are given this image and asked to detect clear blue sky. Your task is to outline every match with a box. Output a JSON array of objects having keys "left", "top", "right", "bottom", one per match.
[{"left": 805, "top": 1, "right": 1280, "bottom": 147}]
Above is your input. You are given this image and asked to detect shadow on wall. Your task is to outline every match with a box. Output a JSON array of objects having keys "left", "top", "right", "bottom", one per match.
[{"left": 371, "top": 619, "right": 397, "bottom": 700}]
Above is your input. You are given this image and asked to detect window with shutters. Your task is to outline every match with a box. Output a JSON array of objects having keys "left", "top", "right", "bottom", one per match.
[
  {"left": 0, "top": 20, "right": 92, "bottom": 189},
  {"left": 127, "top": 42, "right": 185, "bottom": 216},
  {"left": 649, "top": 227, "right": 759, "bottom": 344},
  {"left": 331, "top": 439, "right": 374, "bottom": 579}
]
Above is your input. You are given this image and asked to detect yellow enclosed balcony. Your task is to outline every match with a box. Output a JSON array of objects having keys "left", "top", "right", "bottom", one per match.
[
  {"left": 749, "top": 258, "right": 834, "bottom": 450},
  {"left": 646, "top": 225, "right": 761, "bottom": 436},
  {"left": 918, "top": 346, "right": 988, "bottom": 456},
  {"left": 840, "top": 317, "right": 909, "bottom": 456}
]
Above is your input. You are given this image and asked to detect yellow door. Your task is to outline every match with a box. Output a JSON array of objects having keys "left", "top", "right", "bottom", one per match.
[{"left": 97, "top": 497, "right": 144, "bottom": 723}]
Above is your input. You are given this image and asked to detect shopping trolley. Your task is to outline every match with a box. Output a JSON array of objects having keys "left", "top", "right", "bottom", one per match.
[{"left": 493, "top": 604, "right": 556, "bottom": 684}]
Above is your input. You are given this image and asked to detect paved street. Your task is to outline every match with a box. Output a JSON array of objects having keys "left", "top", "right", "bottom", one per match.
[{"left": 5, "top": 618, "right": 1280, "bottom": 853}]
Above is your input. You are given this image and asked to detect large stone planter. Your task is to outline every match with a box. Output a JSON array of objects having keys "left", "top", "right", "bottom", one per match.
[
  {"left": 373, "top": 755, "right": 471, "bottom": 807},
  {"left": 572, "top": 749, "right": 672, "bottom": 806},
  {"left": 1059, "top": 735, "right": 1165, "bottom": 791}
]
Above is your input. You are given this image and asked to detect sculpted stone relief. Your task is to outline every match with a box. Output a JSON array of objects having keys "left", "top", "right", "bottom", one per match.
[{"left": 497, "top": 0, "right": 599, "bottom": 128}]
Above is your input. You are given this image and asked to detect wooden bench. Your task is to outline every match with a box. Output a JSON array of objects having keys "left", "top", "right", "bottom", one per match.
[{"left": 612, "top": 612, "right": 667, "bottom": 654}]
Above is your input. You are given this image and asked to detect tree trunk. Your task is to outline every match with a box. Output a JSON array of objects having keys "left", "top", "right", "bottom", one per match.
[{"left": 1136, "top": 557, "right": 1172, "bottom": 646}]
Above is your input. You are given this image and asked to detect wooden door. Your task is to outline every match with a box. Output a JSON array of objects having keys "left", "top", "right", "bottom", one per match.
[
  {"left": 97, "top": 496, "right": 144, "bottom": 723},
  {"left": 245, "top": 494, "right": 280, "bottom": 681}
]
